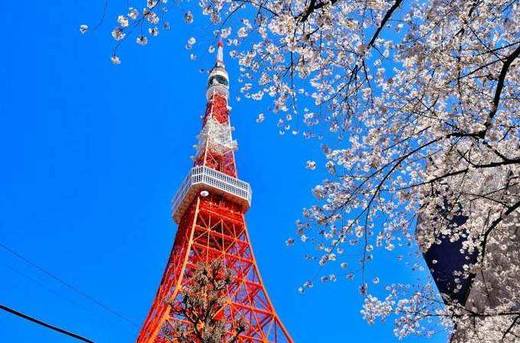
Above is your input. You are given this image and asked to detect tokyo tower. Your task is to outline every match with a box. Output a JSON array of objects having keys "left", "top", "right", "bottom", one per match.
[{"left": 137, "top": 41, "right": 293, "bottom": 343}]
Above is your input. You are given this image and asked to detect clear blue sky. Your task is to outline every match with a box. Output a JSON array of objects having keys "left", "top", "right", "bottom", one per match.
[{"left": 0, "top": 1, "right": 447, "bottom": 342}]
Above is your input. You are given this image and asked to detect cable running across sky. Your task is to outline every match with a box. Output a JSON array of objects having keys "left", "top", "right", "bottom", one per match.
[{"left": 0, "top": 240, "right": 137, "bottom": 327}]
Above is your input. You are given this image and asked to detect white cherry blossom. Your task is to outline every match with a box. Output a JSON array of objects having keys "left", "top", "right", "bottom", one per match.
[{"left": 79, "top": 24, "right": 88, "bottom": 34}]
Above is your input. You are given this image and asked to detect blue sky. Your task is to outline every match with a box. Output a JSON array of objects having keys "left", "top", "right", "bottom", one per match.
[{"left": 0, "top": 1, "right": 447, "bottom": 342}]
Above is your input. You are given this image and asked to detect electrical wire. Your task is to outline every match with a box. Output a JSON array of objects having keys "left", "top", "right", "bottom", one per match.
[
  {"left": 1, "top": 262, "right": 92, "bottom": 313},
  {"left": 0, "top": 241, "right": 138, "bottom": 327},
  {"left": 0, "top": 304, "right": 94, "bottom": 342}
]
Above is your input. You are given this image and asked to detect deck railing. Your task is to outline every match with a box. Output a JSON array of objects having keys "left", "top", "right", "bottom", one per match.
[{"left": 171, "top": 166, "right": 252, "bottom": 223}]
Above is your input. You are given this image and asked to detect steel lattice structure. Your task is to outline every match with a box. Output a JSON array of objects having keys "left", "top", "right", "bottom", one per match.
[{"left": 137, "top": 41, "right": 293, "bottom": 343}]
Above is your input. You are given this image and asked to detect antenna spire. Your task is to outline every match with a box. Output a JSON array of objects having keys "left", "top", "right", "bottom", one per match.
[{"left": 216, "top": 38, "right": 224, "bottom": 67}]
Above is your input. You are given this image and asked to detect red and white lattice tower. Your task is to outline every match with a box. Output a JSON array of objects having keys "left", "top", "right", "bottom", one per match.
[{"left": 137, "top": 41, "right": 293, "bottom": 343}]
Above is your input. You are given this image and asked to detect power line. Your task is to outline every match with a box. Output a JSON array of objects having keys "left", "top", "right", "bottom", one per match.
[
  {"left": 0, "top": 241, "right": 138, "bottom": 327},
  {"left": 1, "top": 262, "right": 92, "bottom": 313},
  {"left": 0, "top": 303, "right": 94, "bottom": 342}
]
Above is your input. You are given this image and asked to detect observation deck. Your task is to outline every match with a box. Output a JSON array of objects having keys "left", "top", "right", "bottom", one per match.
[{"left": 172, "top": 166, "right": 252, "bottom": 223}]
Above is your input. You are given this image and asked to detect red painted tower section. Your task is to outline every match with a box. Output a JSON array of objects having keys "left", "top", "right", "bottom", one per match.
[{"left": 137, "top": 41, "right": 293, "bottom": 343}]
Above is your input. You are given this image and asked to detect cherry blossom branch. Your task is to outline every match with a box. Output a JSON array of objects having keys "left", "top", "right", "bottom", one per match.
[{"left": 484, "top": 45, "right": 520, "bottom": 131}]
